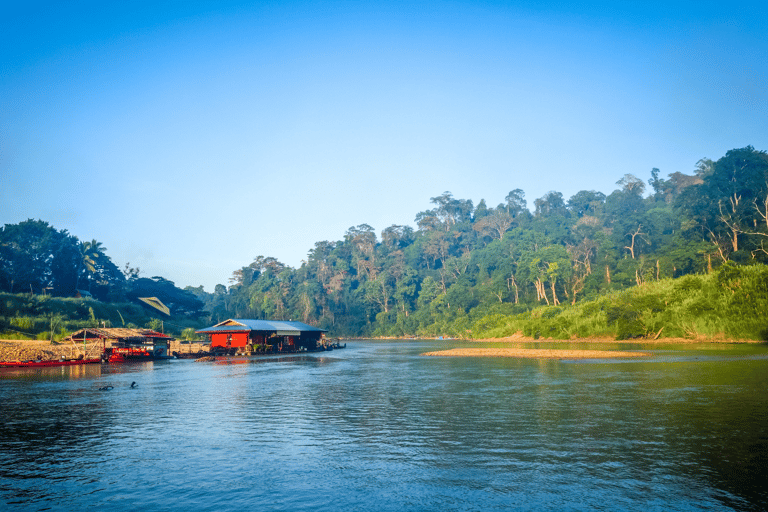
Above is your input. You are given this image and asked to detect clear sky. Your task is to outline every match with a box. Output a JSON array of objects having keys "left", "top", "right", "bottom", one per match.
[{"left": 2, "top": 1, "right": 767, "bottom": 292}]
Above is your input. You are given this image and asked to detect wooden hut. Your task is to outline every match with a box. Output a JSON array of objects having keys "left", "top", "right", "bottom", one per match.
[
  {"left": 196, "top": 319, "right": 325, "bottom": 352},
  {"left": 66, "top": 328, "right": 174, "bottom": 358}
]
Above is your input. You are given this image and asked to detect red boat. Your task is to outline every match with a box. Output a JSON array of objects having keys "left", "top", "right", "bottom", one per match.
[
  {"left": 105, "top": 346, "right": 154, "bottom": 363},
  {"left": 0, "top": 358, "right": 102, "bottom": 368}
]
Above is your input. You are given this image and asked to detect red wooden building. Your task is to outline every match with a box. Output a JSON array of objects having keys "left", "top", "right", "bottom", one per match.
[{"left": 196, "top": 319, "right": 326, "bottom": 352}]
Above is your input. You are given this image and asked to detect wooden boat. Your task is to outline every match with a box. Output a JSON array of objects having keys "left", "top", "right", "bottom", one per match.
[{"left": 0, "top": 358, "right": 102, "bottom": 369}]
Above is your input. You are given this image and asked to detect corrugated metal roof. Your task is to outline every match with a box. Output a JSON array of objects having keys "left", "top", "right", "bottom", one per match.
[{"left": 196, "top": 319, "right": 325, "bottom": 334}]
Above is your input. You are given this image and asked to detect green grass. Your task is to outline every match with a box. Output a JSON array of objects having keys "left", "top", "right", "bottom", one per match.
[
  {"left": 469, "top": 263, "right": 768, "bottom": 341},
  {"left": 0, "top": 292, "right": 207, "bottom": 340}
]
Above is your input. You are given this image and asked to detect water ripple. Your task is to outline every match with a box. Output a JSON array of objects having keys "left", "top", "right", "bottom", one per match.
[{"left": 2, "top": 343, "right": 768, "bottom": 510}]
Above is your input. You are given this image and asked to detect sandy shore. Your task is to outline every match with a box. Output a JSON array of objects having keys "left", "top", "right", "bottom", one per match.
[
  {"left": 0, "top": 340, "right": 103, "bottom": 362},
  {"left": 422, "top": 347, "right": 650, "bottom": 358}
]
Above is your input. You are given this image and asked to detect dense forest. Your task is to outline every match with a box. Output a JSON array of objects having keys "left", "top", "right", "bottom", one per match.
[{"left": 2, "top": 146, "right": 768, "bottom": 340}]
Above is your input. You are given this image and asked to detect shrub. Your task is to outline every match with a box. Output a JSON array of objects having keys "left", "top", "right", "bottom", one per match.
[
  {"left": 606, "top": 303, "right": 645, "bottom": 340},
  {"left": 10, "top": 315, "right": 34, "bottom": 331}
]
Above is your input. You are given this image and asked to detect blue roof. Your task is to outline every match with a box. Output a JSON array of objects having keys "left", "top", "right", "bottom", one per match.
[{"left": 196, "top": 319, "right": 325, "bottom": 334}]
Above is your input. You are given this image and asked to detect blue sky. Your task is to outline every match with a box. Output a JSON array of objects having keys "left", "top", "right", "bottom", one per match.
[{"left": 2, "top": 1, "right": 767, "bottom": 292}]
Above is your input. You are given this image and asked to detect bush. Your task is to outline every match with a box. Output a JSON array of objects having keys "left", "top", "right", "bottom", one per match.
[{"left": 606, "top": 303, "right": 645, "bottom": 340}]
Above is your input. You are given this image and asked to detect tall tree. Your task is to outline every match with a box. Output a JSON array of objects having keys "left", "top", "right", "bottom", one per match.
[
  {"left": 473, "top": 209, "right": 514, "bottom": 240},
  {"left": 0, "top": 219, "right": 80, "bottom": 296},
  {"left": 676, "top": 146, "right": 768, "bottom": 262}
]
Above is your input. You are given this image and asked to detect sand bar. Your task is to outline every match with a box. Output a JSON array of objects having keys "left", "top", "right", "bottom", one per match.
[{"left": 421, "top": 348, "right": 650, "bottom": 359}]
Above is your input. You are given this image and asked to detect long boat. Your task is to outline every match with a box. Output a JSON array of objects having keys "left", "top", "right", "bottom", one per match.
[{"left": 0, "top": 358, "right": 102, "bottom": 369}]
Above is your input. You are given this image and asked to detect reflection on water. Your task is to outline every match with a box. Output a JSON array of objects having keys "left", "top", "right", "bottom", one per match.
[{"left": 1, "top": 342, "right": 767, "bottom": 511}]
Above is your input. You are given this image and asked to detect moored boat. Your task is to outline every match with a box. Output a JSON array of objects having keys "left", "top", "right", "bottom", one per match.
[{"left": 105, "top": 346, "right": 154, "bottom": 363}]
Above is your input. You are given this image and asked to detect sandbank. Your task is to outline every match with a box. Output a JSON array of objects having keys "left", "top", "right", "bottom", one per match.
[
  {"left": 0, "top": 340, "right": 101, "bottom": 362},
  {"left": 421, "top": 347, "right": 650, "bottom": 359}
]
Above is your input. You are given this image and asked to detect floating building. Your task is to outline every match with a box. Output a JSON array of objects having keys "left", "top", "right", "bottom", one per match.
[{"left": 196, "top": 319, "right": 326, "bottom": 352}]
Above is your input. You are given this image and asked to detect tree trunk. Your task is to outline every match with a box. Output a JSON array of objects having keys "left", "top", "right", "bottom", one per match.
[
  {"left": 535, "top": 278, "right": 549, "bottom": 305},
  {"left": 509, "top": 275, "right": 519, "bottom": 304}
]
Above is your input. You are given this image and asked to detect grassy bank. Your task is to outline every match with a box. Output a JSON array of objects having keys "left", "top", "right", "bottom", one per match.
[
  {"left": 0, "top": 292, "right": 205, "bottom": 341},
  {"left": 469, "top": 263, "right": 768, "bottom": 342}
]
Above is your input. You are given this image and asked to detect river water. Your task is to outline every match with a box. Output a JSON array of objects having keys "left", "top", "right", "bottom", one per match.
[{"left": 1, "top": 340, "right": 767, "bottom": 511}]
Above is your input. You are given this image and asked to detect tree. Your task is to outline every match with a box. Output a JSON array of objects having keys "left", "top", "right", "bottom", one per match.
[
  {"left": 0, "top": 219, "right": 80, "bottom": 296},
  {"left": 127, "top": 277, "right": 204, "bottom": 316},
  {"left": 393, "top": 267, "right": 419, "bottom": 315},
  {"left": 415, "top": 210, "right": 441, "bottom": 231},
  {"left": 503, "top": 189, "right": 527, "bottom": 216},
  {"left": 75, "top": 240, "right": 125, "bottom": 300},
  {"left": 80, "top": 240, "right": 104, "bottom": 274},
  {"left": 517, "top": 245, "right": 570, "bottom": 305},
  {"left": 345, "top": 224, "right": 378, "bottom": 279},
  {"left": 381, "top": 225, "right": 414, "bottom": 251},
  {"left": 364, "top": 273, "right": 392, "bottom": 313},
  {"left": 624, "top": 225, "right": 648, "bottom": 259},
  {"left": 566, "top": 236, "right": 598, "bottom": 304},
  {"left": 617, "top": 173, "right": 646, "bottom": 195},
  {"left": 428, "top": 191, "right": 473, "bottom": 230},
  {"left": 421, "top": 230, "right": 451, "bottom": 270},
  {"left": 567, "top": 190, "right": 606, "bottom": 218},
  {"left": 676, "top": 146, "right": 768, "bottom": 262},
  {"left": 231, "top": 256, "right": 287, "bottom": 287},
  {"left": 534, "top": 191, "right": 567, "bottom": 218},
  {"left": 473, "top": 199, "right": 490, "bottom": 220},
  {"left": 473, "top": 209, "right": 514, "bottom": 240}
]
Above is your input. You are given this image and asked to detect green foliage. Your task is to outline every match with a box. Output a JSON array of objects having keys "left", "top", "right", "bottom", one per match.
[
  {"left": 0, "top": 292, "right": 204, "bottom": 339},
  {"left": 2, "top": 147, "right": 767, "bottom": 340},
  {"left": 466, "top": 263, "right": 768, "bottom": 342},
  {"left": 146, "top": 318, "right": 162, "bottom": 331},
  {"left": 606, "top": 303, "right": 645, "bottom": 340},
  {"left": 199, "top": 145, "right": 768, "bottom": 339},
  {"left": 181, "top": 327, "right": 198, "bottom": 340},
  {"left": 10, "top": 315, "right": 34, "bottom": 331}
]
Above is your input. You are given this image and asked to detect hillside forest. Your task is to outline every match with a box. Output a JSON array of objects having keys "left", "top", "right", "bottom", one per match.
[{"left": 2, "top": 146, "right": 768, "bottom": 341}]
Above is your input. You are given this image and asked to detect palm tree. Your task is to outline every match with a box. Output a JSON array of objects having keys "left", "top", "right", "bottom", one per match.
[{"left": 77, "top": 240, "right": 106, "bottom": 292}]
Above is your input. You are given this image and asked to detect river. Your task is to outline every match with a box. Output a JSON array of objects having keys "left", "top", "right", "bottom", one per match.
[{"left": 2, "top": 340, "right": 767, "bottom": 511}]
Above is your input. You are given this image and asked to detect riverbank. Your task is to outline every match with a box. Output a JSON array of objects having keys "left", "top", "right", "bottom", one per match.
[
  {"left": 364, "top": 332, "right": 766, "bottom": 344},
  {"left": 3, "top": 335, "right": 763, "bottom": 362},
  {"left": 467, "top": 334, "right": 766, "bottom": 344}
]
